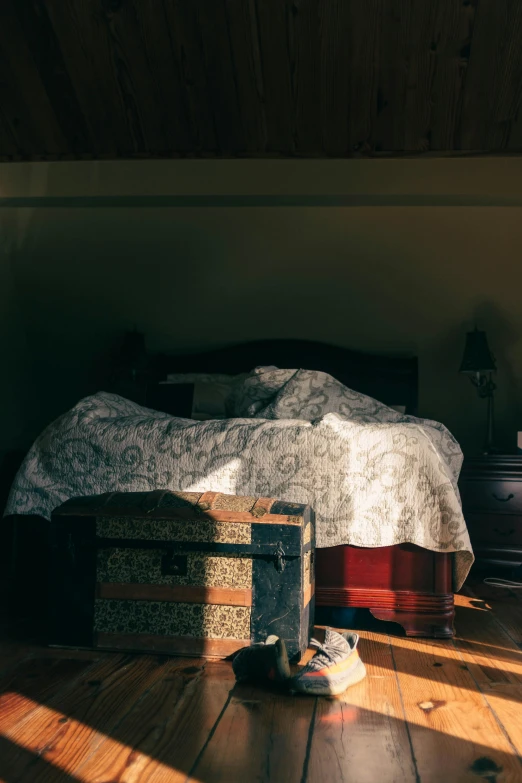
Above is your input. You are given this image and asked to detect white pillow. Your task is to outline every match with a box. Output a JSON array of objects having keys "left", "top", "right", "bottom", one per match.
[
  {"left": 163, "top": 373, "right": 236, "bottom": 385},
  {"left": 159, "top": 373, "right": 242, "bottom": 420},
  {"left": 389, "top": 404, "right": 406, "bottom": 414}
]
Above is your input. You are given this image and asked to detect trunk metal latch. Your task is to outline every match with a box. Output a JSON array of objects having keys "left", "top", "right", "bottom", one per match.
[
  {"left": 274, "top": 542, "right": 286, "bottom": 572},
  {"left": 161, "top": 547, "right": 188, "bottom": 576}
]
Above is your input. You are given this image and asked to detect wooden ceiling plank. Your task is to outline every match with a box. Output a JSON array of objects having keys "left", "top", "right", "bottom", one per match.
[
  {"left": 3, "top": 0, "right": 522, "bottom": 159},
  {"left": 225, "top": 0, "right": 267, "bottom": 154},
  {"left": 100, "top": 0, "right": 189, "bottom": 155},
  {"left": 254, "top": 0, "right": 295, "bottom": 154},
  {"left": 458, "top": 0, "right": 520, "bottom": 151},
  {"left": 196, "top": 0, "right": 245, "bottom": 155},
  {"left": 162, "top": 0, "right": 218, "bottom": 154},
  {"left": 318, "top": 0, "right": 351, "bottom": 156},
  {"left": 102, "top": 0, "right": 201, "bottom": 155},
  {"left": 401, "top": 2, "right": 439, "bottom": 152},
  {"left": 374, "top": 0, "right": 471, "bottom": 154},
  {"left": 428, "top": 0, "right": 476, "bottom": 151},
  {"left": 345, "top": 0, "right": 381, "bottom": 154},
  {"left": 374, "top": 0, "right": 446, "bottom": 153},
  {"left": 290, "top": 0, "right": 323, "bottom": 155},
  {"left": 0, "top": 2, "right": 68, "bottom": 157},
  {"left": 373, "top": 0, "right": 411, "bottom": 151},
  {"left": 12, "top": 1, "right": 93, "bottom": 156},
  {"left": 155, "top": 1, "right": 195, "bottom": 153},
  {"left": 85, "top": 2, "right": 149, "bottom": 154},
  {"left": 44, "top": 1, "right": 137, "bottom": 156},
  {"left": 492, "top": 2, "right": 522, "bottom": 151}
]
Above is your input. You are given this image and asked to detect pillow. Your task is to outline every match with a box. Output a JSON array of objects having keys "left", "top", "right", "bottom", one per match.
[
  {"left": 165, "top": 372, "right": 236, "bottom": 385},
  {"left": 191, "top": 379, "right": 232, "bottom": 420},
  {"left": 389, "top": 404, "right": 407, "bottom": 414},
  {"left": 150, "top": 373, "right": 242, "bottom": 420}
]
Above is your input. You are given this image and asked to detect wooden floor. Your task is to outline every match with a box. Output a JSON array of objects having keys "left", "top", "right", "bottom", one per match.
[{"left": 1, "top": 579, "right": 522, "bottom": 783}]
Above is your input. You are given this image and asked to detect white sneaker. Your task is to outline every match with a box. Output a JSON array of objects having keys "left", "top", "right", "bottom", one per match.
[{"left": 288, "top": 629, "right": 366, "bottom": 696}]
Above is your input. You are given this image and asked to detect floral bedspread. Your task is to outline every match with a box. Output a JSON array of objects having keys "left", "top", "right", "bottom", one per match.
[{"left": 5, "top": 367, "right": 473, "bottom": 589}]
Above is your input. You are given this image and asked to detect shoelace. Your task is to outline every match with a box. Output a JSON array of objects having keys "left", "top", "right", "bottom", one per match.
[{"left": 306, "top": 637, "right": 349, "bottom": 670}]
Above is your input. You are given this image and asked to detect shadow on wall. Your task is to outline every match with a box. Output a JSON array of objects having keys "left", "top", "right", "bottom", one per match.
[
  {"left": 471, "top": 302, "right": 521, "bottom": 453},
  {"left": 402, "top": 302, "right": 522, "bottom": 455},
  {"left": 473, "top": 300, "right": 522, "bottom": 408},
  {"left": 0, "top": 209, "right": 38, "bottom": 458}
]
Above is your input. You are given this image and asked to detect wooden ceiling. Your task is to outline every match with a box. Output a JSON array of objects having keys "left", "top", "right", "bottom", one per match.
[{"left": 1, "top": 1, "right": 522, "bottom": 161}]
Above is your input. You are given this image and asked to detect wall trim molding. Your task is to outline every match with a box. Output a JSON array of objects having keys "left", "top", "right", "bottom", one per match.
[
  {"left": 2, "top": 159, "right": 522, "bottom": 202},
  {"left": 2, "top": 194, "right": 522, "bottom": 208}
]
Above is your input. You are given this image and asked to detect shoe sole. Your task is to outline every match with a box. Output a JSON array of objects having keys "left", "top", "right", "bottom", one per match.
[{"left": 289, "top": 658, "right": 367, "bottom": 696}]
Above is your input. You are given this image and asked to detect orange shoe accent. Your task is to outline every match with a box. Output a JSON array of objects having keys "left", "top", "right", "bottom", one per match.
[{"left": 304, "top": 650, "right": 360, "bottom": 677}]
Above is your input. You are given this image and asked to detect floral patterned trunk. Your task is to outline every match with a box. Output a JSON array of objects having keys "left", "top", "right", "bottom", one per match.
[{"left": 48, "top": 490, "right": 315, "bottom": 660}]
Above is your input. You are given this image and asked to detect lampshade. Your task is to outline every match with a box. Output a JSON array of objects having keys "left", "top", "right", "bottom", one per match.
[{"left": 459, "top": 328, "right": 496, "bottom": 374}]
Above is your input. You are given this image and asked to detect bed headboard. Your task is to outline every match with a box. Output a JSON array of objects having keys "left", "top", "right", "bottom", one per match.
[{"left": 147, "top": 339, "right": 418, "bottom": 415}]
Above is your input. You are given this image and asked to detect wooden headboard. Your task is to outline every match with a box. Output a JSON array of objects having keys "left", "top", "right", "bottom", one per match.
[{"left": 147, "top": 339, "right": 418, "bottom": 415}]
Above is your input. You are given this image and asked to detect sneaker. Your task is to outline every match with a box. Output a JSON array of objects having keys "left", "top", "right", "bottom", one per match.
[
  {"left": 288, "top": 629, "right": 366, "bottom": 696},
  {"left": 232, "top": 635, "right": 291, "bottom": 684}
]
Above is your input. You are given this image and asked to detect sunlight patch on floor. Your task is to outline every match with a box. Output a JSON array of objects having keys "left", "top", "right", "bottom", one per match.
[
  {"left": 454, "top": 593, "right": 490, "bottom": 610},
  {"left": 455, "top": 644, "right": 522, "bottom": 678},
  {"left": 318, "top": 677, "right": 522, "bottom": 751},
  {"left": 1, "top": 693, "right": 200, "bottom": 783}
]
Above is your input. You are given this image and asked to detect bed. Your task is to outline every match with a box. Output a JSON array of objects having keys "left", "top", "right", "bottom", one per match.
[
  {"left": 144, "top": 338, "right": 462, "bottom": 638},
  {"left": 5, "top": 338, "right": 471, "bottom": 638}
]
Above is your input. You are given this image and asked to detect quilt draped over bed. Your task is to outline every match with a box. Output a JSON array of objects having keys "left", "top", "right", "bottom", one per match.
[{"left": 5, "top": 367, "right": 474, "bottom": 589}]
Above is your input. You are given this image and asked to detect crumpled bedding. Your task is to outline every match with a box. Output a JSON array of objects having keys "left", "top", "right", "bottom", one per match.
[{"left": 5, "top": 367, "right": 473, "bottom": 589}]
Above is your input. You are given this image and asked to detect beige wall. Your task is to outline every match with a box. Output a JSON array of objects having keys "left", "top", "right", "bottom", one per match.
[
  {"left": 0, "top": 210, "right": 34, "bottom": 458},
  {"left": 1, "top": 159, "right": 522, "bottom": 459}
]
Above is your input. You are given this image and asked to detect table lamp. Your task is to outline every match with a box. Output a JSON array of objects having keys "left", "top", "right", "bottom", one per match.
[{"left": 459, "top": 328, "right": 497, "bottom": 454}]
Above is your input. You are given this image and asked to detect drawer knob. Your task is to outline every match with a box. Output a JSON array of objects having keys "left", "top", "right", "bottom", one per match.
[{"left": 492, "top": 492, "right": 514, "bottom": 503}]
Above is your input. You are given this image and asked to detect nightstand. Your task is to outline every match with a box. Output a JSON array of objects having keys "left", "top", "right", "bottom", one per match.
[{"left": 459, "top": 455, "right": 522, "bottom": 572}]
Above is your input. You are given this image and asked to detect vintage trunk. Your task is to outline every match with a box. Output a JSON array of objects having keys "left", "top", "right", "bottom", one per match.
[{"left": 48, "top": 490, "right": 315, "bottom": 660}]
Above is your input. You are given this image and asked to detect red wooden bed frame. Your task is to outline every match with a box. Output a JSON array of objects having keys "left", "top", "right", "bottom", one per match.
[
  {"left": 147, "top": 338, "right": 455, "bottom": 638},
  {"left": 315, "top": 545, "right": 454, "bottom": 638}
]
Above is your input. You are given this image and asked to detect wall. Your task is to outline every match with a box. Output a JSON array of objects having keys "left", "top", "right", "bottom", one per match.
[
  {"left": 1, "top": 159, "right": 522, "bottom": 462},
  {"left": 0, "top": 209, "right": 33, "bottom": 453}
]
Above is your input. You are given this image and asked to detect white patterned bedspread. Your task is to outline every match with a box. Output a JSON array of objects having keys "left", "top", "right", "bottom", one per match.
[{"left": 5, "top": 367, "right": 473, "bottom": 589}]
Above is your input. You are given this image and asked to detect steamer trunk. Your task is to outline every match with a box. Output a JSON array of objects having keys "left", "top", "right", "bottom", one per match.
[{"left": 48, "top": 490, "right": 315, "bottom": 660}]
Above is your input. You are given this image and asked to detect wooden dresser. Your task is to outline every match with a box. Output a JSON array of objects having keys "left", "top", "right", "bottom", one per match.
[{"left": 459, "top": 455, "right": 522, "bottom": 572}]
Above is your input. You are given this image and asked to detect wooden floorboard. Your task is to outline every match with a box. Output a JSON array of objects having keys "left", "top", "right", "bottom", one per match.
[
  {"left": 452, "top": 591, "right": 522, "bottom": 762},
  {"left": 0, "top": 656, "right": 95, "bottom": 737},
  {"left": 0, "top": 654, "right": 168, "bottom": 783},
  {"left": 463, "top": 580, "right": 522, "bottom": 648},
  {"left": 1, "top": 584, "right": 522, "bottom": 783},
  {"left": 307, "top": 631, "right": 417, "bottom": 783},
  {"left": 189, "top": 680, "right": 315, "bottom": 783},
  {"left": 390, "top": 633, "right": 522, "bottom": 782},
  {"left": 75, "top": 660, "right": 235, "bottom": 783},
  {"left": 453, "top": 593, "right": 522, "bottom": 685}
]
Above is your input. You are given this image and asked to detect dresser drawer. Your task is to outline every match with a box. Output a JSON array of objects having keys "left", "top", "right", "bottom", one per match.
[
  {"left": 464, "top": 512, "right": 522, "bottom": 548},
  {"left": 459, "top": 479, "right": 522, "bottom": 515}
]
